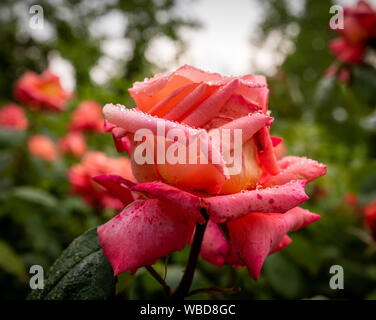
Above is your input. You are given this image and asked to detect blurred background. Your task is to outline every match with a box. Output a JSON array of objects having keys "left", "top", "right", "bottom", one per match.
[{"left": 1, "top": 0, "right": 376, "bottom": 300}]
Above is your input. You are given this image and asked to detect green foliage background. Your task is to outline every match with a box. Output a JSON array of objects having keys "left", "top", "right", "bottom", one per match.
[{"left": 1, "top": 0, "right": 376, "bottom": 300}]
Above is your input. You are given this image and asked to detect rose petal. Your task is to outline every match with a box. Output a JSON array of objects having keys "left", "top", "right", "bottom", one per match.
[
  {"left": 200, "top": 220, "right": 229, "bottom": 267},
  {"left": 271, "top": 136, "right": 283, "bottom": 147},
  {"left": 129, "top": 65, "right": 222, "bottom": 113},
  {"left": 204, "top": 94, "right": 261, "bottom": 129},
  {"left": 204, "top": 180, "right": 309, "bottom": 223},
  {"left": 212, "top": 113, "right": 273, "bottom": 148},
  {"left": 269, "top": 235, "right": 292, "bottom": 255},
  {"left": 98, "top": 199, "right": 196, "bottom": 275},
  {"left": 254, "top": 127, "right": 280, "bottom": 175},
  {"left": 131, "top": 181, "right": 202, "bottom": 221},
  {"left": 260, "top": 156, "right": 327, "bottom": 187},
  {"left": 164, "top": 83, "right": 211, "bottom": 121},
  {"left": 148, "top": 83, "right": 198, "bottom": 117},
  {"left": 227, "top": 207, "right": 320, "bottom": 279},
  {"left": 182, "top": 79, "right": 239, "bottom": 127},
  {"left": 93, "top": 174, "right": 135, "bottom": 205}
]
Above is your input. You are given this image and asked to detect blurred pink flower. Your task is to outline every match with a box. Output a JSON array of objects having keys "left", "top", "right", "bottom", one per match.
[
  {"left": 28, "top": 135, "right": 58, "bottom": 162},
  {"left": 329, "top": 0, "right": 376, "bottom": 64},
  {"left": 364, "top": 198, "right": 376, "bottom": 241},
  {"left": 58, "top": 132, "right": 87, "bottom": 157},
  {"left": 68, "top": 151, "right": 135, "bottom": 211},
  {"left": 14, "top": 70, "right": 71, "bottom": 112},
  {"left": 95, "top": 65, "right": 327, "bottom": 279},
  {"left": 70, "top": 100, "right": 104, "bottom": 132},
  {"left": 0, "top": 103, "right": 28, "bottom": 130}
]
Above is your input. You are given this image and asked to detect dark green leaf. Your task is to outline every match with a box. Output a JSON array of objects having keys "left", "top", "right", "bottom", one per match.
[{"left": 28, "top": 227, "right": 117, "bottom": 300}]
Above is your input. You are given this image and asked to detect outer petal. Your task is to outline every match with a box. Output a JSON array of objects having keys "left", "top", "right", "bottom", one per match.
[
  {"left": 269, "top": 235, "right": 292, "bottom": 255},
  {"left": 93, "top": 174, "right": 135, "bottom": 206},
  {"left": 131, "top": 181, "right": 202, "bottom": 222},
  {"left": 201, "top": 224, "right": 292, "bottom": 269},
  {"left": 204, "top": 180, "right": 309, "bottom": 223},
  {"left": 98, "top": 199, "right": 196, "bottom": 275},
  {"left": 260, "top": 156, "right": 327, "bottom": 187},
  {"left": 200, "top": 220, "right": 229, "bottom": 267},
  {"left": 227, "top": 207, "right": 320, "bottom": 279}
]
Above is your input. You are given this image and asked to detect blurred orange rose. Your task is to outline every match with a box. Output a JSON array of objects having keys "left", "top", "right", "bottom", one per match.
[
  {"left": 58, "top": 132, "right": 87, "bottom": 157},
  {"left": 28, "top": 135, "right": 58, "bottom": 162},
  {"left": 70, "top": 100, "right": 103, "bottom": 132},
  {"left": 14, "top": 70, "right": 71, "bottom": 112},
  {"left": 68, "top": 151, "right": 135, "bottom": 210}
]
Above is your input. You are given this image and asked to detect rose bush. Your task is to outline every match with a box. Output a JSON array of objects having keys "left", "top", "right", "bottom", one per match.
[{"left": 94, "top": 65, "right": 327, "bottom": 287}]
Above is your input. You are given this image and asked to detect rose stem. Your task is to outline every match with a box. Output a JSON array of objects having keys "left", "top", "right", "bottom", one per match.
[
  {"left": 170, "top": 207, "right": 209, "bottom": 300},
  {"left": 145, "top": 265, "right": 172, "bottom": 296}
]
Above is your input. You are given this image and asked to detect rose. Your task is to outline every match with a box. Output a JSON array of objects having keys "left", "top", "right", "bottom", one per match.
[
  {"left": 329, "top": 0, "right": 376, "bottom": 64},
  {"left": 68, "top": 151, "right": 135, "bottom": 211},
  {"left": 58, "top": 132, "right": 87, "bottom": 157},
  {"left": 96, "top": 65, "right": 326, "bottom": 280},
  {"left": 364, "top": 198, "right": 376, "bottom": 241},
  {"left": 70, "top": 100, "right": 104, "bottom": 132},
  {"left": 28, "top": 135, "right": 58, "bottom": 162},
  {"left": 14, "top": 70, "right": 71, "bottom": 112},
  {"left": 0, "top": 103, "right": 28, "bottom": 130}
]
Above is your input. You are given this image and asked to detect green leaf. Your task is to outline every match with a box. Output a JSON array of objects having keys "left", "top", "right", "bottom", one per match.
[
  {"left": 28, "top": 228, "right": 117, "bottom": 300},
  {"left": 264, "top": 252, "right": 304, "bottom": 299},
  {"left": 0, "top": 240, "right": 27, "bottom": 282},
  {"left": 11, "top": 186, "right": 58, "bottom": 208}
]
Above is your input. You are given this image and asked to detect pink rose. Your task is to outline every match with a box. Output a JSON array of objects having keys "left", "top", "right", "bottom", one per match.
[
  {"left": 96, "top": 65, "right": 326, "bottom": 280},
  {"left": 70, "top": 101, "right": 104, "bottom": 132},
  {"left": 364, "top": 198, "right": 376, "bottom": 241},
  {"left": 329, "top": 0, "right": 376, "bottom": 64},
  {"left": 58, "top": 132, "right": 87, "bottom": 157},
  {"left": 68, "top": 151, "right": 135, "bottom": 210},
  {"left": 14, "top": 70, "right": 71, "bottom": 112},
  {"left": 0, "top": 103, "right": 28, "bottom": 130},
  {"left": 28, "top": 135, "right": 58, "bottom": 162}
]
